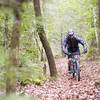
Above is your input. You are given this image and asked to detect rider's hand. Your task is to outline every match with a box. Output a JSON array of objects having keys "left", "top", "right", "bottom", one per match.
[
  {"left": 64, "top": 51, "right": 68, "bottom": 55},
  {"left": 68, "top": 52, "right": 71, "bottom": 55},
  {"left": 84, "top": 49, "right": 87, "bottom": 54},
  {"left": 64, "top": 51, "right": 71, "bottom": 55},
  {"left": 64, "top": 51, "right": 69, "bottom": 55}
]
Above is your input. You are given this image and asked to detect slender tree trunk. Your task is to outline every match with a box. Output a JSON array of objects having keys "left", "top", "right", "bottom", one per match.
[
  {"left": 93, "top": 7, "right": 99, "bottom": 50},
  {"left": 6, "top": 1, "right": 22, "bottom": 94},
  {"left": 11, "top": 6, "right": 22, "bottom": 67},
  {"left": 40, "top": 0, "right": 47, "bottom": 62},
  {"left": 32, "top": 22, "right": 46, "bottom": 61},
  {"left": 5, "top": 15, "right": 9, "bottom": 49},
  {"left": 33, "top": 31, "right": 41, "bottom": 54},
  {"left": 33, "top": 31, "right": 44, "bottom": 61},
  {"left": 1, "top": 0, "right": 27, "bottom": 95},
  {"left": 42, "top": 0, "right": 46, "bottom": 13},
  {"left": 33, "top": 0, "right": 57, "bottom": 77},
  {"left": 61, "top": 32, "right": 64, "bottom": 56},
  {"left": 6, "top": 69, "right": 16, "bottom": 94},
  {"left": 4, "top": 15, "right": 15, "bottom": 94},
  {"left": 98, "top": 0, "right": 100, "bottom": 55}
]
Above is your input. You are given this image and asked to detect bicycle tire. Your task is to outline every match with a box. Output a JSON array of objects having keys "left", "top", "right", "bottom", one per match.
[
  {"left": 72, "top": 73, "right": 75, "bottom": 78},
  {"left": 71, "top": 66, "right": 75, "bottom": 78},
  {"left": 76, "top": 61, "right": 80, "bottom": 81}
]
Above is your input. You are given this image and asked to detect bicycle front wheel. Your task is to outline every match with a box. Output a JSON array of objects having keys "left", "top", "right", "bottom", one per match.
[
  {"left": 76, "top": 61, "right": 80, "bottom": 81},
  {"left": 72, "top": 72, "right": 75, "bottom": 78}
]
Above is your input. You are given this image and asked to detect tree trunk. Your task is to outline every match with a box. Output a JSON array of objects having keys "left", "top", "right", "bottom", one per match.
[
  {"left": 1, "top": 0, "right": 26, "bottom": 95},
  {"left": 6, "top": 69, "right": 16, "bottom": 95},
  {"left": 98, "top": 0, "right": 100, "bottom": 55},
  {"left": 4, "top": 15, "right": 15, "bottom": 95},
  {"left": 93, "top": 7, "right": 99, "bottom": 51},
  {"left": 6, "top": 1, "right": 22, "bottom": 94},
  {"left": 33, "top": 0, "right": 57, "bottom": 77},
  {"left": 33, "top": 31, "right": 44, "bottom": 61},
  {"left": 61, "top": 32, "right": 64, "bottom": 56},
  {"left": 5, "top": 15, "right": 9, "bottom": 49},
  {"left": 11, "top": 6, "right": 22, "bottom": 67},
  {"left": 33, "top": 31, "right": 41, "bottom": 56}
]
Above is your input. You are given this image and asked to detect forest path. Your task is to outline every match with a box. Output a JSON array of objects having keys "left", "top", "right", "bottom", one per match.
[{"left": 17, "top": 58, "right": 100, "bottom": 100}]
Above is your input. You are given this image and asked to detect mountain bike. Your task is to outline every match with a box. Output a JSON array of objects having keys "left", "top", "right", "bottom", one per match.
[{"left": 69, "top": 52, "right": 84, "bottom": 81}]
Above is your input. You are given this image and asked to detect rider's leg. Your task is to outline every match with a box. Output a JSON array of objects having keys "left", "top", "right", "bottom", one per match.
[
  {"left": 68, "top": 58, "right": 72, "bottom": 71},
  {"left": 67, "top": 52, "right": 72, "bottom": 72}
]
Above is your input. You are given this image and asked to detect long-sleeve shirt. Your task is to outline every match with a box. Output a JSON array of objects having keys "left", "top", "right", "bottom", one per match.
[{"left": 62, "top": 35, "right": 87, "bottom": 53}]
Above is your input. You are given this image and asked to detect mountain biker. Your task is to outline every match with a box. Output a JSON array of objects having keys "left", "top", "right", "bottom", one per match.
[{"left": 62, "top": 30, "right": 87, "bottom": 73}]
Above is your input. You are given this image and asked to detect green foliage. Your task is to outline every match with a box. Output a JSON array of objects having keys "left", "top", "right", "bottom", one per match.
[
  {"left": 0, "top": 81, "right": 6, "bottom": 89},
  {"left": 19, "top": 47, "right": 39, "bottom": 64},
  {"left": 0, "top": 47, "right": 7, "bottom": 89},
  {"left": 86, "top": 28, "right": 98, "bottom": 58},
  {"left": 0, "top": 0, "right": 99, "bottom": 97},
  {"left": 20, "top": 2, "right": 35, "bottom": 34},
  {"left": 42, "top": 0, "right": 97, "bottom": 56},
  {"left": 19, "top": 75, "right": 45, "bottom": 86},
  {"left": 86, "top": 47, "right": 97, "bottom": 58},
  {"left": 32, "top": 78, "right": 44, "bottom": 85},
  {"left": 90, "top": 0, "right": 98, "bottom": 6},
  {"left": 0, "top": 47, "right": 6, "bottom": 66},
  {"left": 86, "top": 28, "right": 96, "bottom": 43},
  {"left": 0, "top": 7, "right": 14, "bottom": 46},
  {"left": 0, "top": 1, "right": 44, "bottom": 90},
  {"left": 16, "top": 59, "right": 46, "bottom": 86},
  {"left": 83, "top": 0, "right": 99, "bottom": 58},
  {"left": 20, "top": 79, "right": 32, "bottom": 86}
]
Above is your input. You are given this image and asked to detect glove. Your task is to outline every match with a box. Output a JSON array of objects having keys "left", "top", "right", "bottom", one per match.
[
  {"left": 68, "top": 52, "right": 71, "bottom": 55},
  {"left": 64, "top": 51, "right": 71, "bottom": 55},
  {"left": 84, "top": 49, "right": 87, "bottom": 54},
  {"left": 63, "top": 50, "right": 68, "bottom": 55},
  {"left": 64, "top": 51, "right": 68, "bottom": 55}
]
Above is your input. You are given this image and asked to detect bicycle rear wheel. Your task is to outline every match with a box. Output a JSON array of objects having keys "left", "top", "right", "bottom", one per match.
[{"left": 76, "top": 61, "right": 80, "bottom": 81}]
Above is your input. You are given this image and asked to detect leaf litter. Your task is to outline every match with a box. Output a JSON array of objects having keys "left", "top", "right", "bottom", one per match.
[{"left": 16, "top": 58, "right": 100, "bottom": 100}]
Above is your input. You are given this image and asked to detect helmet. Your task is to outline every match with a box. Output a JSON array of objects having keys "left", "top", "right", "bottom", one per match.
[{"left": 68, "top": 30, "right": 74, "bottom": 35}]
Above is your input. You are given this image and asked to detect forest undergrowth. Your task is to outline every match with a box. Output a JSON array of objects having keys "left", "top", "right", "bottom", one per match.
[{"left": 17, "top": 57, "right": 100, "bottom": 100}]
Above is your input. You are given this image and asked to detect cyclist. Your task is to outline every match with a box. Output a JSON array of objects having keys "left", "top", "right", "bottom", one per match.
[{"left": 62, "top": 30, "right": 87, "bottom": 73}]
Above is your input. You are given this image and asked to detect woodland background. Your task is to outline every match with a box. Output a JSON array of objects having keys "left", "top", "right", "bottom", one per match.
[{"left": 0, "top": 0, "right": 100, "bottom": 100}]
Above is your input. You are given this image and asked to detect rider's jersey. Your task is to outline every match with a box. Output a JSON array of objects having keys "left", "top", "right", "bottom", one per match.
[{"left": 62, "top": 35, "right": 87, "bottom": 53}]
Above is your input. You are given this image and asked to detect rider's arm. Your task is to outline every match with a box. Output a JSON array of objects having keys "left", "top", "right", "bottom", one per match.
[
  {"left": 76, "top": 36, "right": 87, "bottom": 53},
  {"left": 62, "top": 36, "right": 68, "bottom": 54}
]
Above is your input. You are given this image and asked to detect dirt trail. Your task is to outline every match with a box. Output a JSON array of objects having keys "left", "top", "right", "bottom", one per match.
[{"left": 17, "top": 58, "right": 100, "bottom": 100}]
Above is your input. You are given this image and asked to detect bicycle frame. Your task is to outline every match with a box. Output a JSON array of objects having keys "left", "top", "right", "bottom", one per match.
[
  {"left": 71, "top": 55, "right": 80, "bottom": 72},
  {"left": 69, "top": 53, "right": 82, "bottom": 81}
]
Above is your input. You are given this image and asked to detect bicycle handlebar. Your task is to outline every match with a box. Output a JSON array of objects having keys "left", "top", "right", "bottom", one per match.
[{"left": 70, "top": 52, "right": 85, "bottom": 56}]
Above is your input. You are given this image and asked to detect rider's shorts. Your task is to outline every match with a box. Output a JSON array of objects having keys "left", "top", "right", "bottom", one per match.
[{"left": 68, "top": 48, "right": 80, "bottom": 59}]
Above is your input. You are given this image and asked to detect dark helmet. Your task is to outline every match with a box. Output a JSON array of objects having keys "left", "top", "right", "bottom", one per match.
[{"left": 68, "top": 30, "right": 74, "bottom": 35}]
